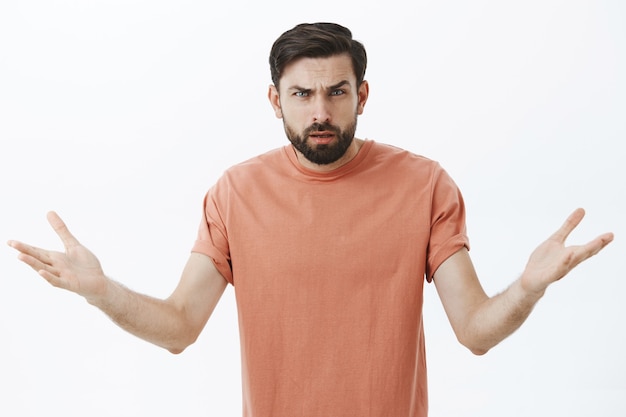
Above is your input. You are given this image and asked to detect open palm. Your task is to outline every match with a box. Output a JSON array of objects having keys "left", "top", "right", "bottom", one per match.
[
  {"left": 9, "top": 211, "right": 107, "bottom": 299},
  {"left": 521, "top": 208, "right": 614, "bottom": 295}
]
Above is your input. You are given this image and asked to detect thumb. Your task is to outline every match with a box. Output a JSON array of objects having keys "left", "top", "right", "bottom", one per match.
[{"left": 47, "top": 211, "right": 81, "bottom": 249}]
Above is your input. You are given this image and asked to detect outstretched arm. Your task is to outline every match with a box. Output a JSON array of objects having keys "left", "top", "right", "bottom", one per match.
[
  {"left": 433, "top": 208, "right": 614, "bottom": 355},
  {"left": 8, "top": 211, "right": 228, "bottom": 354}
]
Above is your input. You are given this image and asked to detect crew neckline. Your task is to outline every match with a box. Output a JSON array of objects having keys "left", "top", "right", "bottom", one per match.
[{"left": 282, "top": 140, "right": 374, "bottom": 181}]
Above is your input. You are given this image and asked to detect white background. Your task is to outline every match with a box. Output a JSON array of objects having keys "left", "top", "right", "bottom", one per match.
[{"left": 1, "top": 1, "right": 624, "bottom": 416}]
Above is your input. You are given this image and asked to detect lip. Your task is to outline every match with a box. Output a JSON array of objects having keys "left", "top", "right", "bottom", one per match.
[{"left": 309, "top": 131, "right": 336, "bottom": 145}]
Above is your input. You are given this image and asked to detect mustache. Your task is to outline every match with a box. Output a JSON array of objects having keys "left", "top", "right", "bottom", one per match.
[{"left": 304, "top": 122, "right": 341, "bottom": 135}]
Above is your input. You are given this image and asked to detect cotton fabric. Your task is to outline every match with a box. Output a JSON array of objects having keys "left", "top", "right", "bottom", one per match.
[{"left": 192, "top": 140, "right": 469, "bottom": 417}]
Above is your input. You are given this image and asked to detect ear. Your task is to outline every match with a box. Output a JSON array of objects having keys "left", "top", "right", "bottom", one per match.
[
  {"left": 268, "top": 85, "right": 283, "bottom": 119},
  {"left": 356, "top": 80, "right": 369, "bottom": 115}
]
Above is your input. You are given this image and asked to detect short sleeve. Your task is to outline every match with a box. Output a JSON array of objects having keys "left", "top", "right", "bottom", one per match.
[
  {"left": 191, "top": 184, "right": 234, "bottom": 284},
  {"left": 425, "top": 165, "right": 470, "bottom": 281}
]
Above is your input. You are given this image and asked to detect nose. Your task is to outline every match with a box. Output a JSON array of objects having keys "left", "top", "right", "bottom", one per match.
[{"left": 312, "top": 95, "right": 331, "bottom": 124}]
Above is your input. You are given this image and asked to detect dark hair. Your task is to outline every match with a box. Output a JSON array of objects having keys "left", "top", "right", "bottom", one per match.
[{"left": 269, "top": 22, "right": 367, "bottom": 89}]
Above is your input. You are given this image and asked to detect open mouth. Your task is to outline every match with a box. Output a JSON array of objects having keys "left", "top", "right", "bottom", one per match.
[
  {"left": 310, "top": 136, "right": 334, "bottom": 145},
  {"left": 309, "top": 131, "right": 336, "bottom": 144}
]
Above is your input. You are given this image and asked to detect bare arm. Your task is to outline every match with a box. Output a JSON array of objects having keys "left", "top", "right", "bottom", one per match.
[
  {"left": 433, "top": 208, "right": 614, "bottom": 355},
  {"left": 8, "top": 211, "right": 227, "bottom": 354}
]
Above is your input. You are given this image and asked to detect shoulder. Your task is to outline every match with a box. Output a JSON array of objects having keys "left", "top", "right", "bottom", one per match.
[
  {"left": 220, "top": 146, "right": 286, "bottom": 182},
  {"left": 208, "top": 146, "right": 296, "bottom": 202},
  {"left": 364, "top": 141, "right": 462, "bottom": 198},
  {"left": 367, "top": 140, "right": 443, "bottom": 175}
]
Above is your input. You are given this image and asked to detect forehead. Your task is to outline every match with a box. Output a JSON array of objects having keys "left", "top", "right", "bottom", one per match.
[{"left": 280, "top": 54, "right": 355, "bottom": 87}]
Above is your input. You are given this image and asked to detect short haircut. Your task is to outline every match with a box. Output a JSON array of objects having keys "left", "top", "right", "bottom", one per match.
[{"left": 269, "top": 22, "right": 367, "bottom": 90}]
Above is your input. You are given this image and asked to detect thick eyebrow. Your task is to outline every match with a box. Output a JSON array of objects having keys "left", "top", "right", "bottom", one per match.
[
  {"left": 329, "top": 80, "right": 351, "bottom": 90},
  {"left": 287, "top": 80, "right": 352, "bottom": 93},
  {"left": 287, "top": 85, "right": 311, "bottom": 94}
]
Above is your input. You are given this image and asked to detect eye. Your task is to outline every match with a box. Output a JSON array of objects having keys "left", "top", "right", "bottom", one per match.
[
  {"left": 294, "top": 91, "right": 309, "bottom": 97},
  {"left": 330, "top": 89, "right": 345, "bottom": 96}
]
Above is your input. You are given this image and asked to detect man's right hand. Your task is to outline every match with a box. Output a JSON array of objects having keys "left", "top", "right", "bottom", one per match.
[
  {"left": 9, "top": 211, "right": 228, "bottom": 353},
  {"left": 8, "top": 211, "right": 108, "bottom": 301}
]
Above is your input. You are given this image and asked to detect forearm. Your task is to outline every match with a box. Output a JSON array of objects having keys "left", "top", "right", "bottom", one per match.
[
  {"left": 435, "top": 210, "right": 613, "bottom": 356},
  {"left": 10, "top": 214, "right": 225, "bottom": 354},
  {"left": 461, "top": 278, "right": 544, "bottom": 355},
  {"left": 86, "top": 278, "right": 197, "bottom": 354}
]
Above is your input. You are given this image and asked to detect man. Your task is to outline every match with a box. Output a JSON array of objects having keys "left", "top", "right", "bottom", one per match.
[{"left": 8, "top": 23, "right": 613, "bottom": 417}]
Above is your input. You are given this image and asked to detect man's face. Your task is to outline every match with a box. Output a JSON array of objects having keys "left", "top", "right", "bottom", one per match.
[{"left": 268, "top": 54, "right": 369, "bottom": 168}]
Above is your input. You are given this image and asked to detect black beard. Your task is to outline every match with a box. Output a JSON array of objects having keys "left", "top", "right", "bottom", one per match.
[{"left": 284, "top": 120, "right": 357, "bottom": 165}]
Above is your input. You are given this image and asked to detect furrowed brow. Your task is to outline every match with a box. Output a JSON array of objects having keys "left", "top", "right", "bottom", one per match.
[
  {"left": 329, "top": 80, "right": 351, "bottom": 90},
  {"left": 287, "top": 80, "right": 351, "bottom": 93},
  {"left": 287, "top": 85, "right": 311, "bottom": 93}
]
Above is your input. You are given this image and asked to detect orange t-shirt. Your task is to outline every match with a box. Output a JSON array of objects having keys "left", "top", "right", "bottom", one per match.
[{"left": 192, "top": 140, "right": 469, "bottom": 417}]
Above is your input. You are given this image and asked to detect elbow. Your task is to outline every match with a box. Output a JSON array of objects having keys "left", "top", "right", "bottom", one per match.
[
  {"left": 168, "top": 346, "right": 185, "bottom": 355},
  {"left": 462, "top": 340, "right": 490, "bottom": 356},
  {"left": 163, "top": 305, "right": 211, "bottom": 355},
  {"left": 166, "top": 329, "right": 201, "bottom": 355},
  {"left": 469, "top": 346, "right": 490, "bottom": 356},
  {"left": 457, "top": 334, "right": 491, "bottom": 356},
  {"left": 166, "top": 338, "right": 195, "bottom": 355}
]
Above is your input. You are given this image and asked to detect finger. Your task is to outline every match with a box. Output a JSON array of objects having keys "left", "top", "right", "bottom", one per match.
[
  {"left": 550, "top": 208, "right": 586, "bottom": 243},
  {"left": 39, "top": 269, "right": 69, "bottom": 290},
  {"left": 47, "top": 211, "right": 80, "bottom": 249},
  {"left": 7, "top": 240, "right": 54, "bottom": 266},
  {"left": 560, "top": 232, "right": 615, "bottom": 275},
  {"left": 577, "top": 232, "right": 615, "bottom": 260},
  {"left": 15, "top": 251, "right": 60, "bottom": 277}
]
